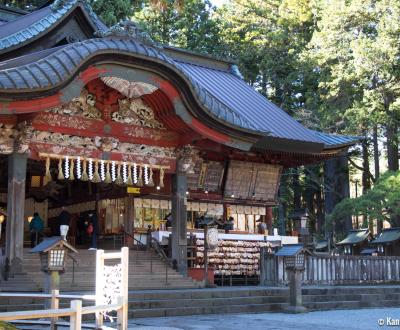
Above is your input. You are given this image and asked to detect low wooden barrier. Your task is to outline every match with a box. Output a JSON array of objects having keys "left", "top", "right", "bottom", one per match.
[
  {"left": 260, "top": 248, "right": 400, "bottom": 285},
  {"left": 0, "top": 292, "right": 123, "bottom": 329},
  {"left": 0, "top": 247, "right": 129, "bottom": 330}
]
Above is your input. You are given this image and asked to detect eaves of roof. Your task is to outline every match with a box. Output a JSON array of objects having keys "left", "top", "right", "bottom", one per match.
[
  {"left": 370, "top": 228, "right": 400, "bottom": 244},
  {"left": 312, "top": 131, "right": 363, "bottom": 150},
  {"left": 336, "top": 229, "right": 370, "bottom": 245},
  {"left": 0, "top": 36, "right": 361, "bottom": 153}
]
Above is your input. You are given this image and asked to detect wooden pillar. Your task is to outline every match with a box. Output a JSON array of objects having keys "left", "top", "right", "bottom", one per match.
[
  {"left": 171, "top": 172, "right": 188, "bottom": 276},
  {"left": 5, "top": 153, "right": 27, "bottom": 274},
  {"left": 266, "top": 206, "right": 273, "bottom": 235},
  {"left": 124, "top": 196, "right": 134, "bottom": 234}
]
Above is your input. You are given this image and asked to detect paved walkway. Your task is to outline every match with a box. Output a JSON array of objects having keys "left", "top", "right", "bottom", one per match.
[{"left": 128, "top": 307, "right": 399, "bottom": 330}]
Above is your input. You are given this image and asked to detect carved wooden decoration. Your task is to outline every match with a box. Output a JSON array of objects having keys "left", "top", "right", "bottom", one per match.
[
  {"left": 48, "top": 88, "right": 102, "bottom": 119},
  {"left": 114, "top": 98, "right": 165, "bottom": 129},
  {"left": 101, "top": 77, "right": 157, "bottom": 98}
]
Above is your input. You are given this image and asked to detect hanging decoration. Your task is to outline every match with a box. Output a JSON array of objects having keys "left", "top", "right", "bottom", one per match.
[
  {"left": 69, "top": 158, "right": 75, "bottom": 181},
  {"left": 93, "top": 160, "right": 101, "bottom": 183},
  {"left": 39, "top": 153, "right": 169, "bottom": 188},
  {"left": 100, "top": 160, "right": 106, "bottom": 182},
  {"left": 137, "top": 166, "right": 143, "bottom": 187},
  {"left": 105, "top": 162, "right": 112, "bottom": 183},
  {"left": 133, "top": 163, "right": 138, "bottom": 184},
  {"left": 81, "top": 158, "right": 89, "bottom": 181},
  {"left": 144, "top": 165, "right": 149, "bottom": 185},
  {"left": 126, "top": 164, "right": 133, "bottom": 185},
  {"left": 148, "top": 166, "right": 155, "bottom": 187},
  {"left": 64, "top": 156, "right": 70, "bottom": 179},
  {"left": 57, "top": 158, "right": 64, "bottom": 180},
  {"left": 115, "top": 164, "right": 123, "bottom": 185},
  {"left": 111, "top": 161, "right": 116, "bottom": 182},
  {"left": 43, "top": 157, "right": 52, "bottom": 186},
  {"left": 122, "top": 162, "right": 128, "bottom": 183},
  {"left": 76, "top": 157, "right": 82, "bottom": 180}
]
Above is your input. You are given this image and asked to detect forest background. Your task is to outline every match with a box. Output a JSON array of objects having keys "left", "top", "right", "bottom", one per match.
[{"left": 6, "top": 0, "right": 400, "bottom": 240}]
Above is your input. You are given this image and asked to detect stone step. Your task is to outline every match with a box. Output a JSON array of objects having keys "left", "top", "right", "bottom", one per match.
[
  {"left": 303, "top": 292, "right": 400, "bottom": 303},
  {"left": 128, "top": 295, "right": 288, "bottom": 309},
  {"left": 129, "top": 302, "right": 287, "bottom": 318}
]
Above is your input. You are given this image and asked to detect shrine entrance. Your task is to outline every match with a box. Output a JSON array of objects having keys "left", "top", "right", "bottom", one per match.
[{"left": 0, "top": 10, "right": 358, "bottom": 277}]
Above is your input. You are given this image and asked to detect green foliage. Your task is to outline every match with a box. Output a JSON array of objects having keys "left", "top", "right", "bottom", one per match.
[
  {"left": 87, "top": 0, "right": 134, "bottom": 26},
  {"left": 134, "top": 0, "right": 222, "bottom": 54},
  {"left": 329, "top": 171, "right": 400, "bottom": 226},
  {"left": 216, "top": 0, "right": 318, "bottom": 118},
  {"left": 306, "top": 0, "right": 400, "bottom": 137}
]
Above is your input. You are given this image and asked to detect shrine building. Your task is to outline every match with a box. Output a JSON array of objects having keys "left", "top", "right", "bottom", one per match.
[{"left": 0, "top": 0, "right": 358, "bottom": 280}]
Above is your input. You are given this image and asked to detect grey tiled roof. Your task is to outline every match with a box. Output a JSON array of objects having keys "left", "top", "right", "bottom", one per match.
[
  {"left": 0, "top": 0, "right": 360, "bottom": 150},
  {"left": 337, "top": 229, "right": 370, "bottom": 245},
  {"left": 0, "top": 0, "right": 106, "bottom": 52},
  {"left": 0, "top": 36, "right": 360, "bottom": 148},
  {"left": 312, "top": 131, "right": 361, "bottom": 148},
  {"left": 371, "top": 228, "right": 400, "bottom": 244}
]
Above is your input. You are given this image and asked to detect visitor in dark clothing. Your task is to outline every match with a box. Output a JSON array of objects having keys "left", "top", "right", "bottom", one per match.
[
  {"left": 30, "top": 212, "right": 44, "bottom": 248},
  {"left": 88, "top": 211, "right": 98, "bottom": 250},
  {"left": 58, "top": 206, "right": 71, "bottom": 240}
]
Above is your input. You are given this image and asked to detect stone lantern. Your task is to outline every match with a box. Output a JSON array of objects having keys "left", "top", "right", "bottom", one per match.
[
  {"left": 276, "top": 244, "right": 308, "bottom": 313},
  {"left": 198, "top": 217, "right": 218, "bottom": 287},
  {"left": 31, "top": 237, "right": 77, "bottom": 293}
]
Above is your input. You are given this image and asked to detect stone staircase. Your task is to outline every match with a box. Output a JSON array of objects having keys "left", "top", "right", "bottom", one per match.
[
  {"left": 127, "top": 285, "right": 400, "bottom": 318},
  {"left": 1, "top": 284, "right": 400, "bottom": 317},
  {"left": 0, "top": 249, "right": 201, "bottom": 292}
]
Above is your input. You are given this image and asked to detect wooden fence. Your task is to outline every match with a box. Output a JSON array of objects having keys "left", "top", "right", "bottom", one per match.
[
  {"left": 0, "top": 247, "right": 129, "bottom": 330},
  {"left": 0, "top": 292, "right": 123, "bottom": 330},
  {"left": 260, "top": 248, "right": 400, "bottom": 285}
]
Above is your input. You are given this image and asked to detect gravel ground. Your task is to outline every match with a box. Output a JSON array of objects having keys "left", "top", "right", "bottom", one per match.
[{"left": 128, "top": 308, "right": 400, "bottom": 330}]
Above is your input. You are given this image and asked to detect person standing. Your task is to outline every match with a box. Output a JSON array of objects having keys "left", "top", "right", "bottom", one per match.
[
  {"left": 88, "top": 211, "right": 98, "bottom": 250},
  {"left": 58, "top": 206, "right": 71, "bottom": 240},
  {"left": 30, "top": 212, "right": 44, "bottom": 248}
]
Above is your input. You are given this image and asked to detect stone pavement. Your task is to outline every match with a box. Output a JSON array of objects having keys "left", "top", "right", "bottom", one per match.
[{"left": 128, "top": 307, "right": 399, "bottom": 330}]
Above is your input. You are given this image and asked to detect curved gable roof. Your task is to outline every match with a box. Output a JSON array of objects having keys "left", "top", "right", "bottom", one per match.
[
  {"left": 0, "top": 1, "right": 360, "bottom": 154},
  {"left": 0, "top": 0, "right": 106, "bottom": 54}
]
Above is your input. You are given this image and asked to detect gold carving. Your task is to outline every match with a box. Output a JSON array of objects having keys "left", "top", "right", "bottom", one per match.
[
  {"left": 48, "top": 88, "right": 102, "bottom": 119},
  {"left": 31, "top": 130, "right": 175, "bottom": 159},
  {"left": 114, "top": 98, "right": 165, "bottom": 129},
  {"left": 176, "top": 146, "right": 199, "bottom": 174},
  {"left": 0, "top": 123, "right": 15, "bottom": 154}
]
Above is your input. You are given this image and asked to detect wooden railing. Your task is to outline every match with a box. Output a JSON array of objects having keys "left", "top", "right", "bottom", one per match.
[
  {"left": 0, "top": 247, "right": 129, "bottom": 330},
  {"left": 0, "top": 292, "right": 124, "bottom": 330},
  {"left": 260, "top": 248, "right": 400, "bottom": 285}
]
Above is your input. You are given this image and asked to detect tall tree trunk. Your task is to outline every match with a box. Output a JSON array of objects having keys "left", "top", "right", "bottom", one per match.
[
  {"left": 361, "top": 133, "right": 372, "bottom": 231},
  {"left": 373, "top": 125, "right": 380, "bottom": 179},
  {"left": 278, "top": 171, "right": 288, "bottom": 235},
  {"left": 303, "top": 166, "right": 316, "bottom": 233},
  {"left": 324, "top": 155, "right": 352, "bottom": 239},
  {"left": 373, "top": 125, "right": 383, "bottom": 234},
  {"left": 386, "top": 112, "right": 400, "bottom": 225},
  {"left": 386, "top": 117, "right": 399, "bottom": 171},
  {"left": 292, "top": 168, "right": 301, "bottom": 210},
  {"left": 316, "top": 182, "right": 324, "bottom": 235}
]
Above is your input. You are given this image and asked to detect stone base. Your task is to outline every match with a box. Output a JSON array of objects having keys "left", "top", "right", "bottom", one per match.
[{"left": 284, "top": 305, "right": 308, "bottom": 314}]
